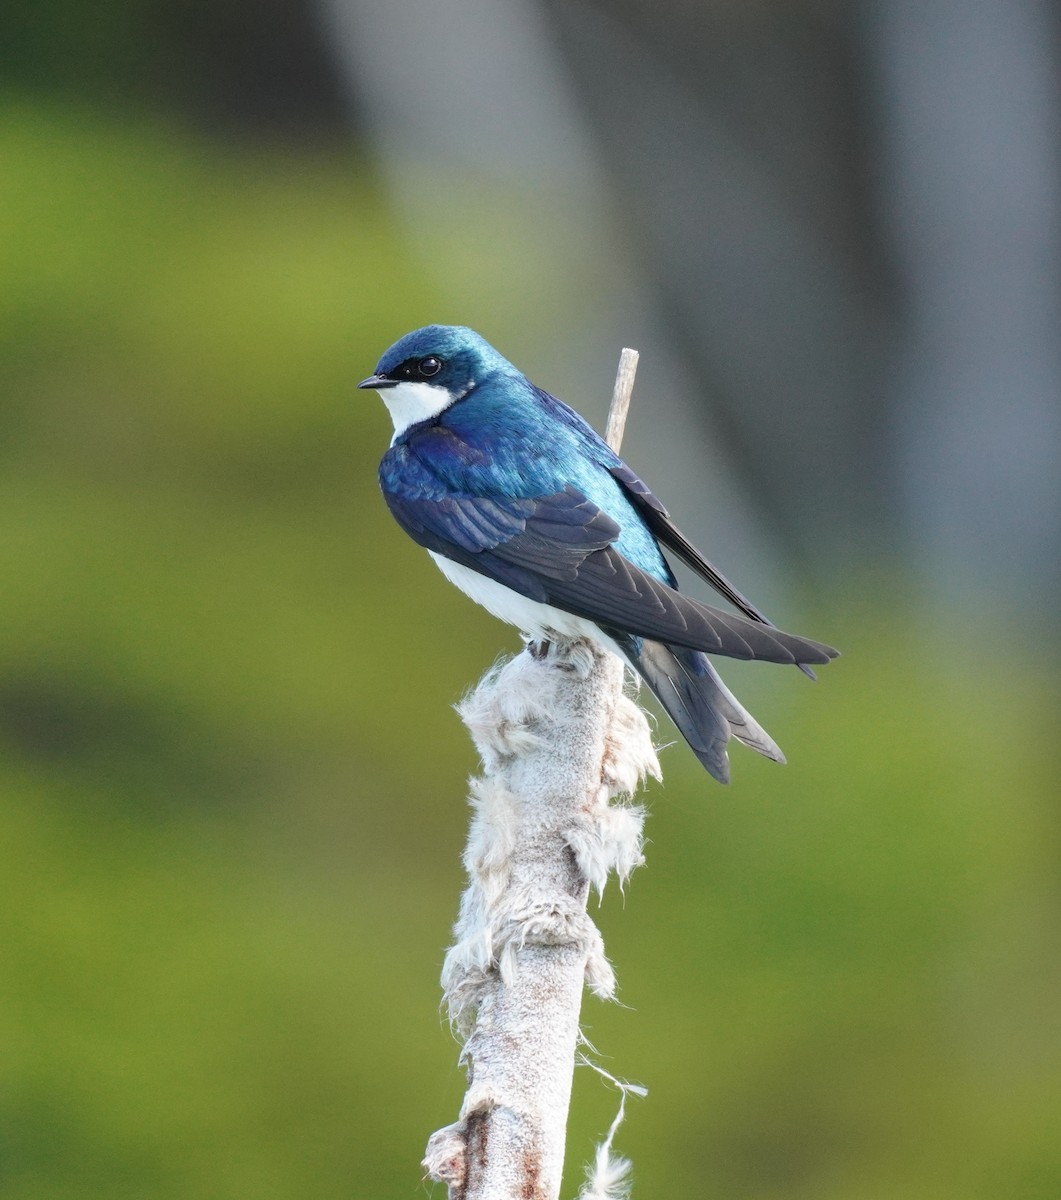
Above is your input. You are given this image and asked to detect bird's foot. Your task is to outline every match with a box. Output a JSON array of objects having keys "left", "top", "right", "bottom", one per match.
[{"left": 527, "top": 638, "right": 552, "bottom": 660}]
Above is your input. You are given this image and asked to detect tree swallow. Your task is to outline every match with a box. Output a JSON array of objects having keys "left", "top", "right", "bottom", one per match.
[{"left": 360, "top": 325, "right": 838, "bottom": 783}]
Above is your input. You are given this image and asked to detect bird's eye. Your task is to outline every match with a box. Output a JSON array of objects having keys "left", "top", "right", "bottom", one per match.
[{"left": 418, "top": 356, "right": 442, "bottom": 378}]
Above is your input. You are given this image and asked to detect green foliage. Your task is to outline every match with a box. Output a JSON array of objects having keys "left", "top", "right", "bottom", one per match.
[{"left": 1, "top": 108, "right": 1058, "bottom": 1199}]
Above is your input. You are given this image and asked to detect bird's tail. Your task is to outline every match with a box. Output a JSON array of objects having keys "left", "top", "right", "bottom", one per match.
[{"left": 623, "top": 638, "right": 785, "bottom": 784}]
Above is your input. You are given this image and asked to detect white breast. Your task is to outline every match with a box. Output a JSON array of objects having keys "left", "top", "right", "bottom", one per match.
[{"left": 429, "top": 552, "right": 613, "bottom": 648}]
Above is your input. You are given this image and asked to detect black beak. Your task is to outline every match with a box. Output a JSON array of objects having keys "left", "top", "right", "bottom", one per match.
[{"left": 358, "top": 374, "right": 397, "bottom": 390}]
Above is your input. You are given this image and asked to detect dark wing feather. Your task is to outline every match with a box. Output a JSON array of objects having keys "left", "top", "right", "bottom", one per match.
[
  {"left": 387, "top": 492, "right": 535, "bottom": 552},
  {"left": 383, "top": 481, "right": 837, "bottom": 667},
  {"left": 536, "top": 546, "right": 836, "bottom": 664},
  {"left": 609, "top": 462, "right": 772, "bottom": 623},
  {"left": 609, "top": 462, "right": 834, "bottom": 675},
  {"left": 382, "top": 484, "right": 620, "bottom": 602},
  {"left": 383, "top": 485, "right": 618, "bottom": 572}
]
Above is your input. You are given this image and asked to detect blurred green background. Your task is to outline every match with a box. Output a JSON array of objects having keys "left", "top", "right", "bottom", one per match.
[{"left": 2, "top": 5, "right": 1060, "bottom": 1199}]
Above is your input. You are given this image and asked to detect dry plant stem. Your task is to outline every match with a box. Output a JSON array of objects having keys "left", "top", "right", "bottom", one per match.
[
  {"left": 424, "top": 645, "right": 656, "bottom": 1199},
  {"left": 423, "top": 351, "right": 654, "bottom": 1200},
  {"left": 605, "top": 348, "right": 639, "bottom": 454}
]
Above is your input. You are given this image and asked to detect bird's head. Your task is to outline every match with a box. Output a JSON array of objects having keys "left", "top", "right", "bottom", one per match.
[{"left": 359, "top": 324, "right": 510, "bottom": 438}]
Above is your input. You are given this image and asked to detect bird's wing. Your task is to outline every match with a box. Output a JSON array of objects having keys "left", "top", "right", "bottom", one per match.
[
  {"left": 383, "top": 482, "right": 836, "bottom": 667},
  {"left": 608, "top": 462, "right": 827, "bottom": 677},
  {"left": 608, "top": 463, "right": 772, "bottom": 624}
]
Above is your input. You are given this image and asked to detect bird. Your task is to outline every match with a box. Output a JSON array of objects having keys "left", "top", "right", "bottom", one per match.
[{"left": 359, "top": 324, "right": 838, "bottom": 783}]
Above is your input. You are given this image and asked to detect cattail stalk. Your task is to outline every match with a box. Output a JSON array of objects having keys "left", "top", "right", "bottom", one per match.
[{"left": 423, "top": 350, "right": 654, "bottom": 1199}]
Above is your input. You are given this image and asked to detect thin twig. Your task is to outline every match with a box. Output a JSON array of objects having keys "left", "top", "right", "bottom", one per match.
[{"left": 605, "top": 348, "right": 639, "bottom": 453}]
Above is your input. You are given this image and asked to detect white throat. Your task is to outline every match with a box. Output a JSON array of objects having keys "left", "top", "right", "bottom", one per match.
[{"left": 377, "top": 381, "right": 456, "bottom": 441}]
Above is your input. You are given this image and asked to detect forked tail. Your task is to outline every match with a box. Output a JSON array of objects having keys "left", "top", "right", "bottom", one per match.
[{"left": 621, "top": 637, "right": 785, "bottom": 784}]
